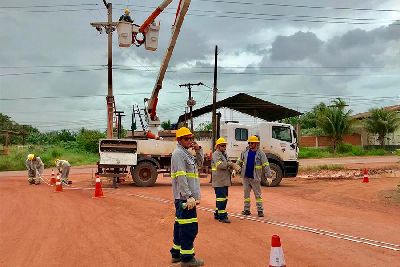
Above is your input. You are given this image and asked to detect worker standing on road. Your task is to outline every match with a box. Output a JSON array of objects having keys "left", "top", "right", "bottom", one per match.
[
  {"left": 55, "top": 159, "right": 71, "bottom": 184},
  {"left": 25, "top": 154, "right": 44, "bottom": 185},
  {"left": 236, "top": 136, "right": 272, "bottom": 217},
  {"left": 119, "top": 8, "right": 134, "bottom": 23},
  {"left": 211, "top": 137, "right": 238, "bottom": 223},
  {"left": 170, "top": 127, "right": 204, "bottom": 267}
]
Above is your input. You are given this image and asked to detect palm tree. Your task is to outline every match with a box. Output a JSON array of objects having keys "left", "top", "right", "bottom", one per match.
[
  {"left": 364, "top": 108, "right": 400, "bottom": 147},
  {"left": 316, "top": 99, "right": 353, "bottom": 153}
]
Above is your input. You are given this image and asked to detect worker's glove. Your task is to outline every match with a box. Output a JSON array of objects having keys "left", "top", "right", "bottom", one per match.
[
  {"left": 265, "top": 167, "right": 272, "bottom": 177},
  {"left": 186, "top": 197, "right": 197, "bottom": 210}
]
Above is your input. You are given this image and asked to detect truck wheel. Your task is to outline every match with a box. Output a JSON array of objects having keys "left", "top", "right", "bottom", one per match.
[
  {"left": 132, "top": 161, "right": 158, "bottom": 187},
  {"left": 261, "top": 162, "right": 283, "bottom": 187}
]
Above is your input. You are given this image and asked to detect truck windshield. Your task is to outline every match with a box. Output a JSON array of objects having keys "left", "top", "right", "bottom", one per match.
[{"left": 272, "top": 126, "right": 292, "bottom": 143}]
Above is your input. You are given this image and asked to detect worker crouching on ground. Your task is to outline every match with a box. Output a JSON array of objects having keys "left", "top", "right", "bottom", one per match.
[
  {"left": 236, "top": 136, "right": 272, "bottom": 217},
  {"left": 170, "top": 127, "right": 204, "bottom": 267},
  {"left": 25, "top": 154, "right": 44, "bottom": 185},
  {"left": 55, "top": 159, "right": 71, "bottom": 184},
  {"left": 211, "top": 137, "right": 238, "bottom": 224}
]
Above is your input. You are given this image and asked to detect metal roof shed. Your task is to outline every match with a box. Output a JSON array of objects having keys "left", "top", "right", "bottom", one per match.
[{"left": 178, "top": 93, "right": 302, "bottom": 123}]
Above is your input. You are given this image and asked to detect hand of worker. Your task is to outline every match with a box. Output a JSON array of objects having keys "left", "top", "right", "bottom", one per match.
[
  {"left": 231, "top": 163, "right": 241, "bottom": 172},
  {"left": 191, "top": 141, "right": 200, "bottom": 151},
  {"left": 186, "top": 197, "right": 197, "bottom": 210}
]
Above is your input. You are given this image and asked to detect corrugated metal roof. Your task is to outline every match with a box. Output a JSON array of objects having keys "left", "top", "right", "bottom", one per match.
[{"left": 177, "top": 93, "right": 302, "bottom": 123}]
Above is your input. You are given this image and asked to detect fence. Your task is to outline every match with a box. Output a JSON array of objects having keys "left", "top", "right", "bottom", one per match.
[{"left": 300, "top": 133, "right": 362, "bottom": 148}]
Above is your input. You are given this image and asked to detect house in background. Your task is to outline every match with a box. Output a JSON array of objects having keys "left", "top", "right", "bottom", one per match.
[{"left": 352, "top": 105, "right": 400, "bottom": 146}]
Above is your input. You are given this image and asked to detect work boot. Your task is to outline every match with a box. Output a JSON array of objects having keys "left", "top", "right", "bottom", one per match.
[
  {"left": 181, "top": 257, "right": 204, "bottom": 267},
  {"left": 35, "top": 181, "right": 40, "bottom": 185},
  {"left": 171, "top": 257, "right": 181, "bottom": 263},
  {"left": 241, "top": 210, "right": 251, "bottom": 216},
  {"left": 214, "top": 212, "right": 219, "bottom": 220},
  {"left": 219, "top": 217, "right": 231, "bottom": 223},
  {"left": 258, "top": 211, "right": 264, "bottom": 217}
]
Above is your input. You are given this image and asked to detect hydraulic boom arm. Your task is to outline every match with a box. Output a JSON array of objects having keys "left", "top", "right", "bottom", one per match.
[{"left": 144, "top": 0, "right": 191, "bottom": 123}]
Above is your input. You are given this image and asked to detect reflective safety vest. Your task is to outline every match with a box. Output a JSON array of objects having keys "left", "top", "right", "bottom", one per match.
[
  {"left": 211, "top": 150, "right": 232, "bottom": 187},
  {"left": 237, "top": 148, "right": 271, "bottom": 181},
  {"left": 171, "top": 144, "right": 204, "bottom": 200}
]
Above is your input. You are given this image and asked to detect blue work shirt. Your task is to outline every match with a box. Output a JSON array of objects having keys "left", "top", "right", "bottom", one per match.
[{"left": 245, "top": 150, "right": 256, "bottom": 178}]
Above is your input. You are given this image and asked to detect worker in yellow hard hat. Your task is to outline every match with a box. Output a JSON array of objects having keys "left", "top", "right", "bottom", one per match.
[
  {"left": 169, "top": 127, "right": 204, "bottom": 266},
  {"left": 211, "top": 137, "right": 239, "bottom": 223},
  {"left": 119, "top": 8, "right": 134, "bottom": 23},
  {"left": 236, "top": 135, "right": 272, "bottom": 217},
  {"left": 55, "top": 159, "right": 71, "bottom": 184},
  {"left": 25, "top": 154, "right": 44, "bottom": 185}
]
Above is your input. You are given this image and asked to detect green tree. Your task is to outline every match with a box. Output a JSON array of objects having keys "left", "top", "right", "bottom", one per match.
[
  {"left": 316, "top": 98, "right": 353, "bottom": 153},
  {"left": 161, "top": 120, "right": 172, "bottom": 130},
  {"left": 196, "top": 122, "right": 212, "bottom": 131},
  {"left": 364, "top": 108, "right": 400, "bottom": 147}
]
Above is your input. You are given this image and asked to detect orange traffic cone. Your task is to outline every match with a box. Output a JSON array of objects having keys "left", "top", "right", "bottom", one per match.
[
  {"left": 362, "top": 168, "right": 369, "bottom": 183},
  {"left": 93, "top": 176, "right": 104, "bottom": 198},
  {"left": 50, "top": 170, "right": 56, "bottom": 186},
  {"left": 55, "top": 175, "right": 63, "bottom": 192},
  {"left": 269, "top": 235, "right": 286, "bottom": 267}
]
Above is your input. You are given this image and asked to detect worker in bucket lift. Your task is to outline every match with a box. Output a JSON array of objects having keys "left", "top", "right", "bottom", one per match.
[
  {"left": 55, "top": 159, "right": 71, "bottom": 184},
  {"left": 236, "top": 135, "right": 272, "bottom": 217},
  {"left": 211, "top": 137, "right": 240, "bottom": 224},
  {"left": 25, "top": 154, "right": 44, "bottom": 185},
  {"left": 119, "top": 8, "right": 134, "bottom": 23},
  {"left": 170, "top": 127, "right": 204, "bottom": 267}
]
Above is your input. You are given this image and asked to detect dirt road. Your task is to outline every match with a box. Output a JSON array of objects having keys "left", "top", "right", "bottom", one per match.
[{"left": 1, "top": 167, "right": 399, "bottom": 266}]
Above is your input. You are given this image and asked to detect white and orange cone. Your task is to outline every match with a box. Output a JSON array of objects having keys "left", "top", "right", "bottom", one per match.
[
  {"left": 93, "top": 176, "right": 104, "bottom": 198},
  {"left": 269, "top": 235, "right": 286, "bottom": 267},
  {"left": 50, "top": 170, "right": 56, "bottom": 186},
  {"left": 55, "top": 174, "right": 63, "bottom": 192},
  {"left": 362, "top": 168, "right": 369, "bottom": 183}
]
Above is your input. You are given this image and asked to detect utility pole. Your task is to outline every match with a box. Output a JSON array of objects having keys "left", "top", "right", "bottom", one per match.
[
  {"left": 212, "top": 45, "right": 218, "bottom": 150},
  {"left": 179, "top": 82, "right": 203, "bottom": 132},
  {"left": 90, "top": 0, "right": 116, "bottom": 139}
]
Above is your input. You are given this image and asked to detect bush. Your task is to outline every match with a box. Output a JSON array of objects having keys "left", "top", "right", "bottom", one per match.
[
  {"left": 0, "top": 145, "right": 98, "bottom": 171},
  {"left": 76, "top": 129, "right": 105, "bottom": 153}
]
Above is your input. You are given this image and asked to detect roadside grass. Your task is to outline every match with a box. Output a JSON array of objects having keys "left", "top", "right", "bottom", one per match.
[
  {"left": 300, "top": 164, "right": 345, "bottom": 172},
  {"left": 299, "top": 144, "right": 390, "bottom": 159},
  {"left": 0, "top": 145, "right": 98, "bottom": 172}
]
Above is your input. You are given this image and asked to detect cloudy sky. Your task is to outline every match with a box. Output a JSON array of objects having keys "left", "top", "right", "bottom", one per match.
[{"left": 1, "top": 0, "right": 399, "bottom": 131}]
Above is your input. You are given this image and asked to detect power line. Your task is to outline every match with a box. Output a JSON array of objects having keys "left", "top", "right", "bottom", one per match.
[
  {"left": 1, "top": 4, "right": 399, "bottom": 26},
  {"left": 197, "top": 0, "right": 400, "bottom": 13}
]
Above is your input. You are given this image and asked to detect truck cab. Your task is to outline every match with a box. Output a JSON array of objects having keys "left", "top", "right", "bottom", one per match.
[{"left": 220, "top": 122, "right": 299, "bottom": 186}]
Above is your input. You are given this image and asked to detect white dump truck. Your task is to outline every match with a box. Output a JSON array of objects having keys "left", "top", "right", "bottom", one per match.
[{"left": 97, "top": 121, "right": 299, "bottom": 187}]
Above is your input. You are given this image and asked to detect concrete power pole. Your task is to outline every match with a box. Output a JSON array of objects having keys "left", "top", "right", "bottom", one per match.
[
  {"left": 90, "top": 0, "right": 116, "bottom": 139},
  {"left": 179, "top": 82, "right": 203, "bottom": 132},
  {"left": 212, "top": 45, "right": 218, "bottom": 151}
]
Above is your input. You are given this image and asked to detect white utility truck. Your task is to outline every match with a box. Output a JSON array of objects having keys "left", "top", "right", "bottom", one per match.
[{"left": 97, "top": 121, "right": 299, "bottom": 187}]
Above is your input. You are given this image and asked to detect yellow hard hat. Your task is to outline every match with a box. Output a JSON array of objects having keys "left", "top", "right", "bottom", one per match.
[
  {"left": 54, "top": 159, "right": 60, "bottom": 165},
  {"left": 176, "top": 127, "right": 193, "bottom": 139},
  {"left": 247, "top": 135, "right": 260, "bottom": 143},
  {"left": 27, "top": 154, "right": 35, "bottom": 160},
  {"left": 124, "top": 8, "right": 130, "bottom": 15},
  {"left": 215, "top": 137, "right": 228, "bottom": 148}
]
